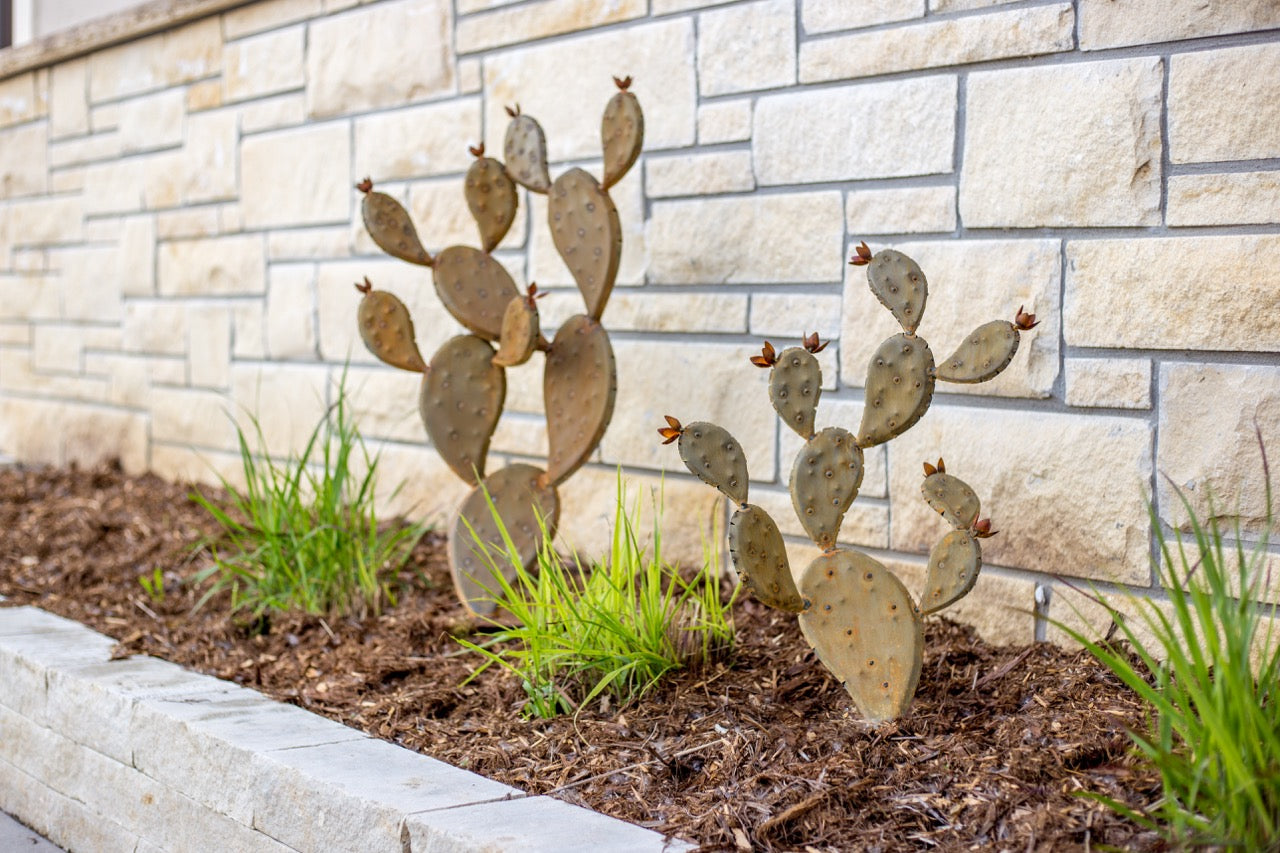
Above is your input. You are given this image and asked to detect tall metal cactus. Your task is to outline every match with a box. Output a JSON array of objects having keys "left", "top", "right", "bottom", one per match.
[
  {"left": 352, "top": 77, "right": 643, "bottom": 617},
  {"left": 659, "top": 242, "right": 1039, "bottom": 722}
]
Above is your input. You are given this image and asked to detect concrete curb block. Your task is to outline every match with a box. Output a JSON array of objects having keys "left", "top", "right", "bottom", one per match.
[{"left": 0, "top": 605, "right": 693, "bottom": 853}]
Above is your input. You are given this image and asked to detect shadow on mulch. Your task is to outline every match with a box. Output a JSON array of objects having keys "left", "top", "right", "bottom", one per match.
[{"left": 0, "top": 461, "right": 1163, "bottom": 852}]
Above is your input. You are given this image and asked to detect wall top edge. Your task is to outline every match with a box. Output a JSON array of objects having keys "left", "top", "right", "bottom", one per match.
[{"left": 0, "top": 0, "right": 254, "bottom": 80}]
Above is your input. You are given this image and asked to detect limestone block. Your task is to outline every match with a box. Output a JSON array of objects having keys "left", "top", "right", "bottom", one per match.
[
  {"left": 887, "top": 406, "right": 1153, "bottom": 584},
  {"left": 645, "top": 150, "right": 754, "bottom": 197},
  {"left": 529, "top": 165, "right": 637, "bottom": 286},
  {"left": 150, "top": 387, "right": 237, "bottom": 449},
  {"left": 363, "top": 442, "right": 471, "bottom": 523},
  {"left": 889, "top": 557, "right": 1039, "bottom": 645},
  {"left": 31, "top": 324, "right": 82, "bottom": 372},
  {"left": 1168, "top": 171, "right": 1280, "bottom": 226},
  {"left": 50, "top": 169, "right": 84, "bottom": 193},
  {"left": 840, "top": 239, "right": 1060, "bottom": 398},
  {"left": 802, "top": 3, "right": 1072, "bottom": 82},
  {"left": 490, "top": 411, "right": 549, "bottom": 459},
  {"left": 307, "top": 0, "right": 455, "bottom": 118},
  {"left": 777, "top": 397, "right": 888, "bottom": 497},
  {"left": 458, "top": 0, "right": 522, "bottom": 11},
  {"left": 150, "top": 444, "right": 248, "bottom": 491},
  {"left": 242, "top": 122, "right": 351, "bottom": 228},
  {"left": 698, "top": 99, "right": 751, "bottom": 144},
  {"left": 49, "top": 59, "right": 88, "bottom": 139},
  {"left": 1079, "top": 0, "right": 1280, "bottom": 51},
  {"left": 117, "top": 89, "right": 184, "bottom": 154},
  {"left": 157, "top": 208, "right": 219, "bottom": 240},
  {"left": 239, "top": 93, "right": 306, "bottom": 133},
  {"left": 408, "top": 177, "right": 526, "bottom": 251},
  {"left": 8, "top": 195, "right": 83, "bottom": 246},
  {"left": 482, "top": 19, "right": 695, "bottom": 161},
  {"left": 539, "top": 289, "right": 749, "bottom": 334},
  {"left": 458, "top": 58, "right": 482, "bottom": 94},
  {"left": 0, "top": 758, "right": 142, "bottom": 853},
  {"left": 802, "top": 0, "right": 923, "bottom": 33},
  {"left": 1064, "top": 235, "right": 1280, "bottom": 351},
  {"left": 82, "top": 154, "right": 147, "bottom": 215},
  {"left": 0, "top": 274, "right": 59, "bottom": 322},
  {"left": 118, "top": 215, "right": 157, "bottom": 296},
  {"left": 0, "top": 323, "right": 30, "bottom": 345},
  {"left": 89, "top": 17, "right": 221, "bottom": 102},
  {"left": 931, "top": 0, "right": 1018, "bottom": 10},
  {"left": 187, "top": 305, "right": 232, "bottom": 389},
  {"left": 1064, "top": 358, "right": 1151, "bottom": 410},
  {"left": 158, "top": 235, "right": 265, "bottom": 296},
  {"left": 0, "top": 73, "right": 39, "bottom": 127},
  {"left": 457, "top": 0, "right": 645, "bottom": 53},
  {"left": 232, "top": 301, "right": 267, "bottom": 359},
  {"left": 846, "top": 186, "right": 955, "bottom": 235},
  {"left": 342, "top": 365, "right": 425, "bottom": 444},
  {"left": 1169, "top": 44, "right": 1280, "bottom": 164},
  {"left": 0, "top": 122, "right": 49, "bottom": 199},
  {"left": 231, "top": 363, "right": 331, "bottom": 457},
  {"left": 698, "top": 0, "right": 796, "bottom": 96},
  {"left": 0, "top": 397, "right": 56, "bottom": 465},
  {"left": 268, "top": 226, "right": 350, "bottom": 260},
  {"left": 960, "top": 58, "right": 1162, "bottom": 227},
  {"left": 354, "top": 98, "right": 480, "bottom": 182},
  {"left": 51, "top": 246, "right": 123, "bottom": 322},
  {"left": 224, "top": 25, "right": 306, "bottom": 103},
  {"left": 647, "top": 191, "right": 843, "bottom": 284},
  {"left": 122, "top": 300, "right": 186, "bottom": 355},
  {"left": 186, "top": 80, "right": 223, "bottom": 112},
  {"left": 224, "top": 0, "right": 323, "bottom": 39},
  {"left": 751, "top": 485, "right": 889, "bottom": 549},
  {"left": 754, "top": 78, "right": 955, "bottom": 184},
  {"left": 748, "top": 292, "right": 841, "bottom": 340},
  {"left": 48, "top": 130, "right": 121, "bottom": 169},
  {"left": 653, "top": 0, "right": 734, "bottom": 11},
  {"left": 266, "top": 264, "right": 317, "bottom": 359},
  {"left": 101, "top": 354, "right": 152, "bottom": 408},
  {"left": 1157, "top": 363, "right": 1280, "bottom": 535}
]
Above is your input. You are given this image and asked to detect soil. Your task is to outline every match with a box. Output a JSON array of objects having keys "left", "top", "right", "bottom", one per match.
[{"left": 0, "top": 461, "right": 1164, "bottom": 852}]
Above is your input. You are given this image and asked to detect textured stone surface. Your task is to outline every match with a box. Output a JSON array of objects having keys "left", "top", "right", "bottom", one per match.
[
  {"left": 88, "top": 17, "right": 221, "bottom": 102},
  {"left": 6, "top": 195, "right": 83, "bottom": 246},
  {"left": 1168, "top": 171, "right": 1280, "bottom": 226},
  {"left": 117, "top": 89, "right": 184, "bottom": 154},
  {"left": 158, "top": 235, "right": 265, "bottom": 296},
  {"left": 889, "top": 558, "right": 1039, "bottom": 645},
  {"left": 645, "top": 151, "right": 754, "bottom": 197},
  {"left": 539, "top": 289, "right": 748, "bottom": 333},
  {"left": 188, "top": 305, "right": 232, "bottom": 389},
  {"left": 0, "top": 73, "right": 40, "bottom": 128},
  {"left": 150, "top": 387, "right": 237, "bottom": 449},
  {"left": 803, "top": 0, "right": 923, "bottom": 33},
  {"left": 1065, "top": 358, "right": 1151, "bottom": 410},
  {"left": 354, "top": 98, "right": 481, "bottom": 182},
  {"left": 1065, "top": 235, "right": 1280, "bottom": 352},
  {"left": 698, "top": 0, "right": 795, "bottom": 96},
  {"left": 242, "top": 123, "right": 350, "bottom": 228},
  {"left": 266, "top": 264, "right": 317, "bottom": 359},
  {"left": 961, "top": 59, "right": 1162, "bottom": 227},
  {"left": 224, "top": 0, "right": 323, "bottom": 39},
  {"left": 748, "top": 293, "right": 841, "bottom": 339},
  {"left": 0, "top": 122, "right": 48, "bottom": 199},
  {"left": 1079, "top": 0, "right": 1280, "bottom": 50},
  {"left": 230, "top": 364, "right": 330, "bottom": 457},
  {"left": 846, "top": 186, "right": 955, "bottom": 235},
  {"left": 49, "top": 59, "right": 88, "bottom": 139},
  {"left": 754, "top": 78, "right": 955, "bottom": 184},
  {"left": 1169, "top": 44, "right": 1280, "bottom": 164},
  {"left": 697, "top": 99, "right": 752, "bottom": 144},
  {"left": 457, "top": 0, "right": 645, "bottom": 53},
  {"left": 801, "top": 4, "right": 1072, "bottom": 82},
  {"left": 223, "top": 25, "right": 305, "bottom": 103}
]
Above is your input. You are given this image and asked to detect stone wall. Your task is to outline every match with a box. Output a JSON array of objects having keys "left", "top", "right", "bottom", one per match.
[{"left": 0, "top": 0, "right": 1277, "bottom": 645}]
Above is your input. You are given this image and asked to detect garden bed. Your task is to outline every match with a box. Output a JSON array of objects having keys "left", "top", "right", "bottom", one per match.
[{"left": 0, "top": 462, "right": 1163, "bottom": 851}]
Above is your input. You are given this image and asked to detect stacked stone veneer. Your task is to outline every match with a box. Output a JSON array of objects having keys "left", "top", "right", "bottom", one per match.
[{"left": 0, "top": 0, "right": 1277, "bottom": 644}]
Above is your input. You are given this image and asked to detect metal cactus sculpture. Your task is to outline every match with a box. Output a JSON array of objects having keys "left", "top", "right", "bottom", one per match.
[
  {"left": 352, "top": 77, "right": 643, "bottom": 617},
  {"left": 659, "top": 242, "right": 1039, "bottom": 722}
]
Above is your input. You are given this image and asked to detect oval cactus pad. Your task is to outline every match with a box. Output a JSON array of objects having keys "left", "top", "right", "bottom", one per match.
[
  {"left": 770, "top": 346, "right": 822, "bottom": 439},
  {"left": 491, "top": 294, "right": 540, "bottom": 368},
  {"left": 356, "top": 286, "right": 426, "bottom": 373},
  {"left": 858, "top": 334, "right": 935, "bottom": 448},
  {"left": 420, "top": 335, "right": 506, "bottom": 485},
  {"left": 937, "top": 320, "right": 1021, "bottom": 384},
  {"left": 922, "top": 471, "right": 981, "bottom": 529},
  {"left": 432, "top": 246, "right": 521, "bottom": 341},
  {"left": 729, "top": 504, "right": 803, "bottom": 612},
  {"left": 866, "top": 249, "right": 928, "bottom": 334},
  {"left": 798, "top": 549, "right": 924, "bottom": 723},
  {"left": 677, "top": 421, "right": 749, "bottom": 506},
  {"left": 601, "top": 86, "right": 643, "bottom": 190},
  {"left": 921, "top": 530, "right": 982, "bottom": 615},
  {"left": 503, "top": 112, "right": 551, "bottom": 193},
  {"left": 448, "top": 463, "right": 560, "bottom": 617},
  {"left": 544, "top": 315, "right": 617, "bottom": 485},
  {"left": 361, "top": 191, "right": 432, "bottom": 266},
  {"left": 790, "top": 427, "right": 864, "bottom": 550},
  {"left": 548, "top": 168, "right": 622, "bottom": 320},
  {"left": 464, "top": 156, "right": 518, "bottom": 253}
]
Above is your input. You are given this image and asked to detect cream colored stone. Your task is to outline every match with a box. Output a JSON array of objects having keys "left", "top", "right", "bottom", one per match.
[
  {"left": 1168, "top": 171, "right": 1280, "bottom": 226},
  {"left": 529, "top": 166, "right": 639, "bottom": 287},
  {"left": 231, "top": 301, "right": 267, "bottom": 359},
  {"left": 697, "top": 100, "right": 751, "bottom": 145},
  {"left": 1157, "top": 363, "right": 1280, "bottom": 535},
  {"left": 187, "top": 305, "right": 232, "bottom": 389},
  {"left": 91, "top": 101, "right": 121, "bottom": 133},
  {"left": 361, "top": 441, "right": 471, "bottom": 524},
  {"left": 122, "top": 300, "right": 186, "bottom": 355},
  {"left": 1065, "top": 235, "right": 1280, "bottom": 352},
  {"left": 846, "top": 186, "right": 955, "bottom": 235},
  {"left": 498, "top": 357, "right": 544, "bottom": 416},
  {"left": 117, "top": 215, "right": 156, "bottom": 297},
  {"left": 100, "top": 354, "right": 155, "bottom": 408},
  {"left": 754, "top": 78, "right": 955, "bottom": 184},
  {"left": 342, "top": 365, "right": 428, "bottom": 444},
  {"left": 224, "top": 25, "right": 306, "bottom": 103},
  {"left": 459, "top": 0, "right": 523, "bottom": 11},
  {"left": 0, "top": 349, "right": 108, "bottom": 401},
  {"left": 490, "top": 411, "right": 549, "bottom": 460},
  {"left": 32, "top": 324, "right": 84, "bottom": 372},
  {"left": 645, "top": 151, "right": 753, "bottom": 198},
  {"left": 802, "top": 4, "right": 1072, "bottom": 82},
  {"left": 751, "top": 486, "right": 890, "bottom": 550},
  {"left": 1079, "top": 0, "right": 1280, "bottom": 50},
  {"left": 961, "top": 59, "right": 1162, "bottom": 227},
  {"left": 89, "top": 17, "right": 221, "bottom": 102},
  {"left": 218, "top": 204, "right": 243, "bottom": 234},
  {"left": 48, "top": 131, "right": 122, "bottom": 169},
  {"left": 0, "top": 73, "right": 39, "bottom": 127},
  {"left": 0, "top": 122, "right": 48, "bottom": 199},
  {"left": 538, "top": 289, "right": 749, "bottom": 334},
  {"left": 82, "top": 157, "right": 147, "bottom": 215},
  {"left": 268, "top": 227, "right": 350, "bottom": 260},
  {"left": 1064, "top": 358, "right": 1151, "bottom": 410},
  {"left": 408, "top": 177, "right": 526, "bottom": 252},
  {"left": 355, "top": 99, "right": 480, "bottom": 182},
  {"left": 841, "top": 239, "right": 1059, "bottom": 398},
  {"left": 157, "top": 235, "right": 266, "bottom": 296},
  {"left": 242, "top": 122, "right": 351, "bottom": 228},
  {"left": 777, "top": 397, "right": 889, "bottom": 497},
  {"left": 49, "top": 59, "right": 88, "bottom": 139},
  {"left": 896, "top": 558, "right": 1039, "bottom": 645},
  {"left": 139, "top": 109, "right": 238, "bottom": 207},
  {"left": 888, "top": 406, "right": 1153, "bottom": 584},
  {"left": 239, "top": 94, "right": 306, "bottom": 133},
  {"left": 117, "top": 89, "right": 185, "bottom": 154},
  {"left": 231, "top": 363, "right": 331, "bottom": 456},
  {"left": 647, "top": 191, "right": 843, "bottom": 284},
  {"left": 457, "top": 59, "right": 482, "bottom": 95},
  {"left": 803, "top": 0, "right": 922, "bottom": 33},
  {"left": 50, "top": 169, "right": 85, "bottom": 194},
  {"left": 652, "top": 0, "right": 734, "bottom": 11},
  {"left": 0, "top": 323, "right": 31, "bottom": 345},
  {"left": 483, "top": 19, "right": 696, "bottom": 161},
  {"left": 1, "top": 400, "right": 146, "bottom": 473},
  {"left": 186, "top": 80, "right": 223, "bottom": 113},
  {"left": 151, "top": 387, "right": 237, "bottom": 449},
  {"left": 11, "top": 248, "right": 45, "bottom": 271},
  {"left": 1169, "top": 44, "right": 1280, "bottom": 164},
  {"left": 0, "top": 274, "right": 59, "bottom": 322},
  {"left": 749, "top": 293, "right": 841, "bottom": 339},
  {"left": 698, "top": 0, "right": 796, "bottom": 96},
  {"left": 157, "top": 208, "right": 220, "bottom": 240},
  {"left": 151, "top": 443, "right": 249, "bottom": 491},
  {"left": 7, "top": 195, "right": 83, "bottom": 245},
  {"left": 457, "top": 0, "right": 645, "bottom": 53},
  {"left": 267, "top": 264, "right": 318, "bottom": 360},
  {"left": 51, "top": 246, "right": 122, "bottom": 322},
  {"left": 931, "top": 0, "right": 1018, "bottom": 10},
  {"left": 307, "top": 0, "right": 455, "bottom": 118},
  {"left": 224, "top": 0, "right": 323, "bottom": 39}
]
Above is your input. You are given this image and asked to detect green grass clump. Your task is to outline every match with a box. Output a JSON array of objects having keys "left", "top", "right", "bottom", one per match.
[
  {"left": 193, "top": 371, "right": 424, "bottom": 620},
  {"left": 458, "top": 477, "right": 736, "bottom": 718}
]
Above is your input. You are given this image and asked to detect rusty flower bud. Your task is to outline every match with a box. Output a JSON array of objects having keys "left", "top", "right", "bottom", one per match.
[
  {"left": 613, "top": 75, "right": 633, "bottom": 91},
  {"left": 972, "top": 518, "right": 998, "bottom": 538},
  {"left": 525, "top": 282, "right": 546, "bottom": 307},
  {"left": 1014, "top": 305, "right": 1040, "bottom": 331},
  {"left": 354, "top": 276, "right": 373, "bottom": 295},
  {"left": 658, "top": 414, "right": 684, "bottom": 445},
  {"left": 504, "top": 103, "right": 521, "bottom": 118},
  {"left": 469, "top": 142, "right": 485, "bottom": 158},
  {"left": 922, "top": 461, "right": 937, "bottom": 477},
  {"left": 750, "top": 340, "right": 778, "bottom": 368},
  {"left": 849, "top": 240, "right": 873, "bottom": 267},
  {"left": 355, "top": 177, "right": 374, "bottom": 194},
  {"left": 803, "top": 332, "right": 828, "bottom": 354}
]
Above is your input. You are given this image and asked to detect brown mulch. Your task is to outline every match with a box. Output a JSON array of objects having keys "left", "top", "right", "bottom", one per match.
[{"left": 0, "top": 461, "right": 1164, "bottom": 852}]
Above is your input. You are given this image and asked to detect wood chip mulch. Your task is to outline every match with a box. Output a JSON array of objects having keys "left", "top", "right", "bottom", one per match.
[{"left": 0, "top": 462, "right": 1165, "bottom": 852}]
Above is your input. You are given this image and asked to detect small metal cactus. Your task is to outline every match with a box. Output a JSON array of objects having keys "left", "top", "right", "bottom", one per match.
[
  {"left": 661, "top": 242, "right": 1039, "bottom": 722},
  {"left": 352, "top": 77, "right": 642, "bottom": 617}
]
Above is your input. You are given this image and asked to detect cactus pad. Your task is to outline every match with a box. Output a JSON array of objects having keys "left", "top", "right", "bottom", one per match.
[
  {"left": 728, "top": 504, "right": 803, "bottom": 612},
  {"left": 677, "top": 422, "right": 749, "bottom": 505},
  {"left": 361, "top": 190, "right": 433, "bottom": 266},
  {"left": 464, "top": 156, "right": 518, "bottom": 253},
  {"left": 858, "top": 334, "right": 935, "bottom": 448},
  {"left": 790, "top": 427, "right": 864, "bottom": 550},
  {"left": 921, "top": 530, "right": 981, "bottom": 615},
  {"left": 420, "top": 335, "right": 506, "bottom": 485},
  {"left": 797, "top": 550, "right": 924, "bottom": 723},
  {"left": 503, "top": 112, "right": 551, "bottom": 194},
  {"left": 548, "top": 168, "right": 622, "bottom": 320},
  {"left": 866, "top": 249, "right": 927, "bottom": 334},
  {"left": 432, "top": 246, "right": 521, "bottom": 341},
  {"left": 937, "top": 320, "right": 1020, "bottom": 384},
  {"left": 921, "top": 470, "right": 981, "bottom": 529},
  {"left": 448, "top": 463, "right": 560, "bottom": 617},
  {"left": 491, "top": 294, "right": 540, "bottom": 368},
  {"left": 769, "top": 345, "right": 822, "bottom": 439},
  {"left": 601, "top": 84, "right": 643, "bottom": 190},
  {"left": 356, "top": 285, "right": 426, "bottom": 373},
  {"left": 544, "top": 315, "right": 617, "bottom": 485}
]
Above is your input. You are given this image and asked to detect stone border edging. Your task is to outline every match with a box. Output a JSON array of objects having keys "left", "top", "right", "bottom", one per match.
[{"left": 0, "top": 603, "right": 691, "bottom": 853}]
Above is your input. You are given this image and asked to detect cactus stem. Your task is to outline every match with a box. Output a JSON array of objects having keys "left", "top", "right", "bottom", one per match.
[{"left": 355, "top": 177, "right": 373, "bottom": 194}]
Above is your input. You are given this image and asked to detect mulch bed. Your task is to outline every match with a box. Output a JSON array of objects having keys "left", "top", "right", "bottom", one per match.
[{"left": 0, "top": 461, "right": 1164, "bottom": 851}]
